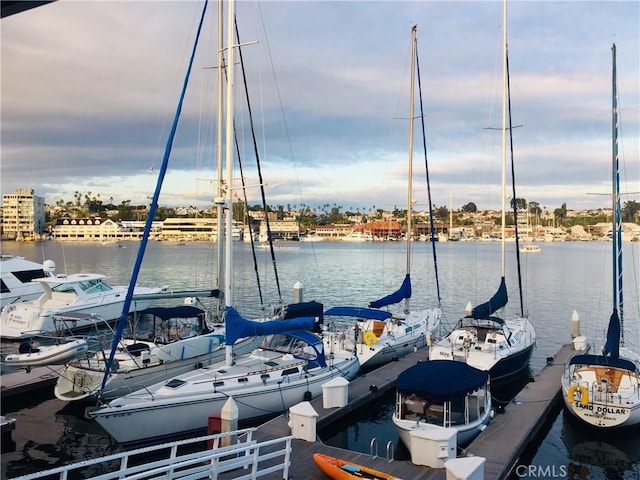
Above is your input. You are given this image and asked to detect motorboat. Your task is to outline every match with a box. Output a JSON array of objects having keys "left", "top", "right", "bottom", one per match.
[
  {"left": 323, "top": 305, "right": 437, "bottom": 370},
  {"left": 392, "top": 360, "right": 492, "bottom": 448},
  {"left": 89, "top": 306, "right": 360, "bottom": 445},
  {"left": 0, "top": 272, "right": 167, "bottom": 340},
  {"left": 0, "top": 255, "right": 50, "bottom": 308}
]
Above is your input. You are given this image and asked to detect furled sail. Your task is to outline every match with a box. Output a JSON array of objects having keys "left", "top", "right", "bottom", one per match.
[
  {"left": 603, "top": 309, "right": 621, "bottom": 359},
  {"left": 471, "top": 277, "right": 508, "bottom": 319},
  {"left": 369, "top": 274, "right": 412, "bottom": 309}
]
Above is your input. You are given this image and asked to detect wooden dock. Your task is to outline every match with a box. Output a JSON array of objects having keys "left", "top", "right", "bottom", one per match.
[
  {"left": 0, "top": 365, "right": 64, "bottom": 400},
  {"left": 219, "top": 344, "right": 576, "bottom": 480},
  {"left": 0, "top": 345, "right": 577, "bottom": 480},
  {"left": 465, "top": 344, "right": 575, "bottom": 479}
]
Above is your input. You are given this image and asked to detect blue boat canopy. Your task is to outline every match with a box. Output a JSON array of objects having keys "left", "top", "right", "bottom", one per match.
[
  {"left": 471, "top": 277, "right": 508, "bottom": 319},
  {"left": 368, "top": 274, "right": 412, "bottom": 309},
  {"left": 569, "top": 353, "right": 636, "bottom": 373},
  {"left": 324, "top": 306, "right": 392, "bottom": 321},
  {"left": 224, "top": 306, "right": 316, "bottom": 346},
  {"left": 396, "top": 360, "right": 489, "bottom": 402}
]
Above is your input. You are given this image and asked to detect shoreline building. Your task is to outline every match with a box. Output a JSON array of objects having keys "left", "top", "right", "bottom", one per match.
[{"left": 1, "top": 188, "right": 46, "bottom": 241}]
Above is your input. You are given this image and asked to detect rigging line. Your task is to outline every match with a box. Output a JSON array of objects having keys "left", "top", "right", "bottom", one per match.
[
  {"left": 506, "top": 45, "right": 524, "bottom": 317},
  {"left": 414, "top": 35, "right": 441, "bottom": 306},
  {"left": 100, "top": 0, "right": 209, "bottom": 391},
  {"left": 235, "top": 16, "right": 283, "bottom": 305}
]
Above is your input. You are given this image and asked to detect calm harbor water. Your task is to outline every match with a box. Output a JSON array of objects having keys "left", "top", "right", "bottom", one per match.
[{"left": 1, "top": 239, "right": 639, "bottom": 479}]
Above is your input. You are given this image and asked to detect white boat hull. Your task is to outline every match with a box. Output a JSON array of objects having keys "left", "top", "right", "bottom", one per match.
[
  {"left": 1, "top": 286, "right": 163, "bottom": 340},
  {"left": 561, "top": 352, "right": 640, "bottom": 429},
  {"left": 91, "top": 355, "right": 360, "bottom": 444},
  {"left": 55, "top": 334, "right": 260, "bottom": 402}
]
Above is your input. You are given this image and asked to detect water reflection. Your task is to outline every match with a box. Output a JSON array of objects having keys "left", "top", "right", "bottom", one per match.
[
  {"left": 2, "top": 394, "right": 122, "bottom": 479},
  {"left": 562, "top": 410, "right": 640, "bottom": 478}
]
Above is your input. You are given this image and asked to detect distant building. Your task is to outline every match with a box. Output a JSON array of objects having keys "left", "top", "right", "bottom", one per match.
[{"left": 1, "top": 188, "right": 45, "bottom": 240}]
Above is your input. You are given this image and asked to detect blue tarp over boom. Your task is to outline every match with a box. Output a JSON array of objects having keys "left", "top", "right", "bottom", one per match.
[
  {"left": 471, "top": 277, "right": 508, "bottom": 319},
  {"left": 368, "top": 274, "right": 412, "bottom": 309},
  {"left": 224, "top": 306, "right": 316, "bottom": 346},
  {"left": 603, "top": 309, "right": 621, "bottom": 359},
  {"left": 396, "top": 360, "right": 489, "bottom": 402},
  {"left": 324, "top": 306, "right": 392, "bottom": 321}
]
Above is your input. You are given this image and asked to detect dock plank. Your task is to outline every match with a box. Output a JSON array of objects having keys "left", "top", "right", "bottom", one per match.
[{"left": 465, "top": 344, "right": 575, "bottom": 479}]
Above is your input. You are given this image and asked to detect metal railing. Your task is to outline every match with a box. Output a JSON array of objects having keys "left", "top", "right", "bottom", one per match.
[{"left": 11, "top": 428, "right": 293, "bottom": 480}]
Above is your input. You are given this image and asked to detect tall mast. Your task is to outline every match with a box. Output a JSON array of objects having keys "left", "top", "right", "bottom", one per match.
[
  {"left": 224, "top": 0, "right": 236, "bottom": 366},
  {"left": 405, "top": 24, "right": 417, "bottom": 314},
  {"left": 611, "top": 43, "right": 624, "bottom": 343},
  {"left": 500, "top": 0, "right": 507, "bottom": 277},
  {"left": 215, "top": 0, "right": 225, "bottom": 319}
]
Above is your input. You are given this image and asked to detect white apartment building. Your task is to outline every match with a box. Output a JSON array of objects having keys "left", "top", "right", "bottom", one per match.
[{"left": 1, "top": 188, "right": 46, "bottom": 240}]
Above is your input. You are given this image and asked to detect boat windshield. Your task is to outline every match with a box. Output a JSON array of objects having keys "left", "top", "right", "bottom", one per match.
[
  {"left": 79, "top": 280, "right": 113, "bottom": 293},
  {"left": 261, "top": 334, "right": 318, "bottom": 360}
]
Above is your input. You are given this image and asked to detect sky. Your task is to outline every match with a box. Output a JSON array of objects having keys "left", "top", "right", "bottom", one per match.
[{"left": 1, "top": 0, "right": 639, "bottom": 214}]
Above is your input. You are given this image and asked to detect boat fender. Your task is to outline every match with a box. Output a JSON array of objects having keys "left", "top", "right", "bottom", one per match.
[
  {"left": 567, "top": 384, "right": 589, "bottom": 406},
  {"left": 363, "top": 331, "right": 378, "bottom": 346}
]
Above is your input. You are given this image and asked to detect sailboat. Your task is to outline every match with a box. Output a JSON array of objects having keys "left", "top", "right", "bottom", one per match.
[
  {"left": 89, "top": 1, "right": 359, "bottom": 445},
  {"left": 343, "top": 23, "right": 441, "bottom": 368},
  {"left": 428, "top": 1, "right": 536, "bottom": 386},
  {"left": 561, "top": 43, "right": 640, "bottom": 429}
]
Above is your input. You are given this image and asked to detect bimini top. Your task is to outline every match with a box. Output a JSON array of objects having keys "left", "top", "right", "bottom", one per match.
[
  {"left": 324, "top": 306, "right": 392, "bottom": 321},
  {"left": 569, "top": 354, "right": 637, "bottom": 373},
  {"left": 396, "top": 360, "right": 489, "bottom": 402}
]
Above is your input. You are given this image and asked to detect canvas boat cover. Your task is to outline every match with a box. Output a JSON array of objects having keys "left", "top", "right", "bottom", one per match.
[
  {"left": 396, "top": 360, "right": 489, "bottom": 402},
  {"left": 471, "top": 277, "right": 508, "bottom": 320},
  {"left": 368, "top": 274, "right": 412, "bottom": 309},
  {"left": 224, "top": 306, "right": 316, "bottom": 346},
  {"left": 324, "top": 306, "right": 392, "bottom": 321}
]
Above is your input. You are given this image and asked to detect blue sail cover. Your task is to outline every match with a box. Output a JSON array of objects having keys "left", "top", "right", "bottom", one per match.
[
  {"left": 324, "top": 306, "right": 392, "bottom": 321},
  {"left": 368, "top": 274, "right": 412, "bottom": 309},
  {"left": 603, "top": 309, "right": 621, "bottom": 359},
  {"left": 396, "top": 360, "right": 489, "bottom": 402},
  {"left": 471, "top": 277, "right": 508, "bottom": 319},
  {"left": 224, "top": 306, "right": 316, "bottom": 346}
]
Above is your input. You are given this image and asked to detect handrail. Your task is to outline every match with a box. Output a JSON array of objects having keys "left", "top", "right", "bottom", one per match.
[{"left": 10, "top": 428, "right": 294, "bottom": 480}]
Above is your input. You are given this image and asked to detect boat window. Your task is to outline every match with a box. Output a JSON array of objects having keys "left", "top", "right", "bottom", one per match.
[
  {"left": 282, "top": 367, "right": 299, "bottom": 376},
  {"left": 165, "top": 379, "right": 186, "bottom": 389},
  {"left": 237, "top": 377, "right": 248, "bottom": 383},
  {"left": 80, "top": 280, "right": 113, "bottom": 293},
  {"left": 0, "top": 280, "right": 9, "bottom": 293},
  {"left": 51, "top": 283, "right": 78, "bottom": 294},
  {"left": 264, "top": 361, "right": 279, "bottom": 367},
  {"left": 213, "top": 381, "right": 224, "bottom": 387},
  {"left": 13, "top": 269, "right": 46, "bottom": 284},
  {"left": 260, "top": 373, "right": 270, "bottom": 380}
]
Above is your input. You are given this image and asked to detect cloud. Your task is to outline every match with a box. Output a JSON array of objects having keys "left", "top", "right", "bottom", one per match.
[{"left": 1, "top": 0, "right": 638, "bottom": 213}]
